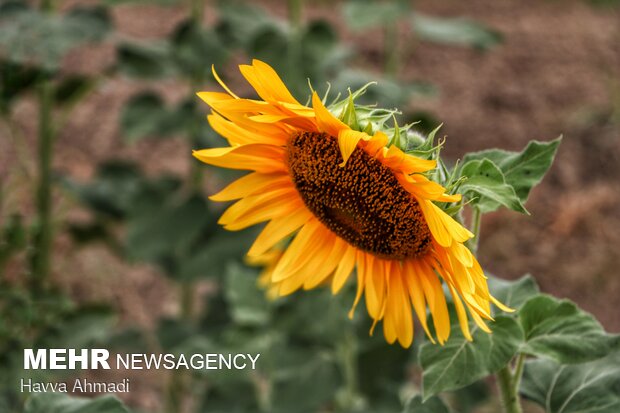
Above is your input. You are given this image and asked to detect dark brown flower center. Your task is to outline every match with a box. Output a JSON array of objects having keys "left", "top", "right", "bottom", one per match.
[{"left": 287, "top": 132, "right": 432, "bottom": 260}]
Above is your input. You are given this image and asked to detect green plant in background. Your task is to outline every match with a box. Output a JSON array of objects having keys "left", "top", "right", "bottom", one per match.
[
  {"left": 2, "top": 1, "right": 620, "bottom": 413},
  {"left": 0, "top": 0, "right": 117, "bottom": 411}
]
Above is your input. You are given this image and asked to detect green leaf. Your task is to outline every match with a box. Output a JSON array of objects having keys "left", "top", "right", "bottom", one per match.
[
  {"left": 0, "top": 6, "right": 110, "bottom": 69},
  {"left": 120, "top": 92, "right": 181, "bottom": 141},
  {"left": 116, "top": 42, "right": 174, "bottom": 79},
  {"left": 25, "top": 393, "right": 130, "bottom": 413},
  {"left": 487, "top": 274, "right": 540, "bottom": 312},
  {"left": 519, "top": 295, "right": 620, "bottom": 364},
  {"left": 224, "top": 263, "right": 270, "bottom": 327},
  {"left": 0, "top": 60, "right": 41, "bottom": 112},
  {"left": 125, "top": 194, "right": 212, "bottom": 266},
  {"left": 520, "top": 351, "right": 620, "bottom": 413},
  {"left": 420, "top": 316, "right": 523, "bottom": 399},
  {"left": 176, "top": 225, "right": 253, "bottom": 281},
  {"left": 463, "top": 137, "right": 561, "bottom": 205},
  {"left": 412, "top": 13, "right": 502, "bottom": 50},
  {"left": 403, "top": 395, "right": 449, "bottom": 413},
  {"left": 459, "top": 159, "right": 528, "bottom": 214},
  {"left": 343, "top": 0, "right": 409, "bottom": 31},
  {"left": 54, "top": 75, "right": 95, "bottom": 106},
  {"left": 170, "top": 20, "right": 228, "bottom": 80},
  {"left": 215, "top": 1, "right": 275, "bottom": 50}
]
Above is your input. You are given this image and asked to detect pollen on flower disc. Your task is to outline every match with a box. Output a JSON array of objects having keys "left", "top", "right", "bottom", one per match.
[{"left": 287, "top": 132, "right": 432, "bottom": 260}]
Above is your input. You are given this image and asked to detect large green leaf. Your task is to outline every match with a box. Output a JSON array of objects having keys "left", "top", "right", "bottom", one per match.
[
  {"left": 520, "top": 351, "right": 620, "bottom": 413},
  {"left": 459, "top": 159, "right": 528, "bottom": 214},
  {"left": 403, "top": 395, "right": 449, "bottom": 413},
  {"left": 420, "top": 316, "right": 523, "bottom": 399},
  {"left": 519, "top": 295, "right": 620, "bottom": 364},
  {"left": 24, "top": 393, "right": 130, "bottom": 413},
  {"left": 170, "top": 20, "right": 228, "bottom": 80},
  {"left": 120, "top": 92, "right": 180, "bottom": 141},
  {"left": 116, "top": 42, "right": 174, "bottom": 79},
  {"left": 463, "top": 137, "right": 561, "bottom": 206},
  {"left": 487, "top": 274, "right": 540, "bottom": 312},
  {"left": 0, "top": 60, "right": 41, "bottom": 112},
  {"left": 224, "top": 263, "right": 270, "bottom": 327},
  {"left": 412, "top": 14, "right": 502, "bottom": 50},
  {"left": 0, "top": 6, "right": 111, "bottom": 69},
  {"left": 62, "top": 161, "right": 143, "bottom": 219},
  {"left": 343, "top": 0, "right": 409, "bottom": 31},
  {"left": 125, "top": 194, "right": 211, "bottom": 265}
]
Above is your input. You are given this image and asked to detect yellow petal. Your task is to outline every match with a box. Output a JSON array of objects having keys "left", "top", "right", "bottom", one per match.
[
  {"left": 210, "top": 172, "right": 290, "bottom": 202},
  {"left": 192, "top": 144, "right": 286, "bottom": 173},
  {"left": 247, "top": 207, "right": 313, "bottom": 257},
  {"left": 271, "top": 220, "right": 323, "bottom": 282},
  {"left": 337, "top": 129, "right": 369, "bottom": 166},
  {"left": 312, "top": 92, "right": 349, "bottom": 137},
  {"left": 448, "top": 284, "right": 473, "bottom": 341},
  {"left": 331, "top": 244, "right": 357, "bottom": 293},
  {"left": 403, "top": 260, "right": 434, "bottom": 343},
  {"left": 382, "top": 145, "right": 437, "bottom": 174},
  {"left": 349, "top": 250, "right": 367, "bottom": 319},
  {"left": 244, "top": 59, "right": 301, "bottom": 105},
  {"left": 416, "top": 258, "right": 450, "bottom": 344},
  {"left": 211, "top": 65, "right": 239, "bottom": 99}
]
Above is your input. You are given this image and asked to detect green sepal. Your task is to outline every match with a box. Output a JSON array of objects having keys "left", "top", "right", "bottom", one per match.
[{"left": 339, "top": 93, "right": 359, "bottom": 130}]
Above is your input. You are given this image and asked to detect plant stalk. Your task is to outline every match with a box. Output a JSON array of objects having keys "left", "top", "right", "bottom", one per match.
[
  {"left": 496, "top": 365, "right": 523, "bottom": 413},
  {"left": 470, "top": 207, "right": 482, "bottom": 254},
  {"left": 31, "top": 75, "right": 54, "bottom": 290}
]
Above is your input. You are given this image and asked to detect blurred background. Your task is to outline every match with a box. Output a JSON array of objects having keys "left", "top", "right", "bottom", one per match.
[{"left": 1, "top": 0, "right": 619, "bottom": 412}]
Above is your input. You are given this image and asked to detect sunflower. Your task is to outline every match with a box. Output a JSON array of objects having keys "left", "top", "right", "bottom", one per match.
[{"left": 194, "top": 60, "right": 510, "bottom": 347}]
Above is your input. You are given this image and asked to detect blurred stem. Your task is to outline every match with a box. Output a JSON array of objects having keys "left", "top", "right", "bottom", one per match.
[
  {"left": 337, "top": 329, "right": 361, "bottom": 411},
  {"left": 384, "top": 23, "right": 399, "bottom": 78},
  {"left": 31, "top": 75, "right": 54, "bottom": 290},
  {"left": 288, "top": 0, "right": 303, "bottom": 30},
  {"left": 180, "top": 281, "right": 195, "bottom": 320},
  {"left": 190, "top": 0, "right": 203, "bottom": 23},
  {"left": 470, "top": 207, "right": 482, "bottom": 254},
  {"left": 287, "top": 0, "right": 304, "bottom": 90}
]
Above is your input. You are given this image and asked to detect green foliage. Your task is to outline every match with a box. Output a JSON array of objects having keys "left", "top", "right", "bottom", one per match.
[
  {"left": 487, "top": 274, "right": 540, "bottom": 312},
  {"left": 411, "top": 14, "right": 502, "bottom": 50},
  {"left": 419, "top": 274, "right": 620, "bottom": 410},
  {"left": 420, "top": 316, "right": 523, "bottom": 399},
  {"left": 342, "top": 0, "right": 409, "bottom": 30},
  {"left": 0, "top": 5, "right": 111, "bottom": 70},
  {"left": 403, "top": 395, "right": 450, "bottom": 413},
  {"left": 519, "top": 295, "right": 620, "bottom": 364},
  {"left": 459, "top": 159, "right": 528, "bottom": 214},
  {"left": 24, "top": 393, "right": 131, "bottom": 413},
  {"left": 521, "top": 351, "right": 620, "bottom": 413},
  {"left": 343, "top": 0, "right": 501, "bottom": 50},
  {"left": 462, "top": 137, "right": 562, "bottom": 208}
]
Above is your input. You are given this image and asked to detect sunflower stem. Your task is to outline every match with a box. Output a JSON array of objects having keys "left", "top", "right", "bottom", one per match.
[
  {"left": 511, "top": 353, "right": 526, "bottom": 396},
  {"left": 496, "top": 364, "right": 523, "bottom": 413},
  {"left": 470, "top": 207, "right": 482, "bottom": 254}
]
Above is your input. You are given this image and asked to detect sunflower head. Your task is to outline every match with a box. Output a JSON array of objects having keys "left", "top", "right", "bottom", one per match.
[{"left": 194, "top": 60, "right": 511, "bottom": 347}]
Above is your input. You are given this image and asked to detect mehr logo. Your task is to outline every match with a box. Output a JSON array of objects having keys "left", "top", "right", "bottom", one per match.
[{"left": 24, "top": 349, "right": 111, "bottom": 370}]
